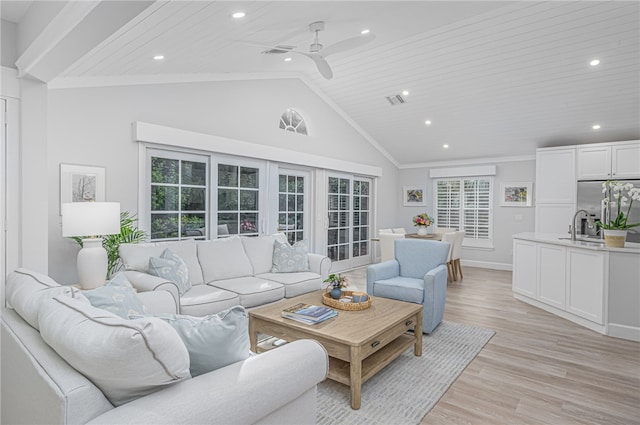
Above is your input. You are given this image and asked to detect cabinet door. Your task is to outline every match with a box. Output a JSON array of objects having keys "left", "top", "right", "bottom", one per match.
[
  {"left": 538, "top": 244, "right": 566, "bottom": 309},
  {"left": 535, "top": 204, "right": 575, "bottom": 234},
  {"left": 577, "top": 146, "right": 611, "bottom": 179},
  {"left": 513, "top": 239, "right": 537, "bottom": 298},
  {"left": 536, "top": 148, "right": 576, "bottom": 203},
  {"left": 612, "top": 142, "right": 640, "bottom": 179},
  {"left": 566, "top": 248, "right": 606, "bottom": 324}
]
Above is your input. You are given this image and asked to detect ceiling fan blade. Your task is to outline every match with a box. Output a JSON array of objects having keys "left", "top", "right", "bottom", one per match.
[
  {"left": 321, "top": 33, "right": 376, "bottom": 57},
  {"left": 295, "top": 52, "right": 334, "bottom": 80}
]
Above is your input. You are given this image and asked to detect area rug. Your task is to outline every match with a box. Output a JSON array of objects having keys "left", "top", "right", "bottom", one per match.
[{"left": 316, "top": 321, "right": 495, "bottom": 425}]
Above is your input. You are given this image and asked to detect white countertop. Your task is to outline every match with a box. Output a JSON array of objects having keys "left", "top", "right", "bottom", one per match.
[{"left": 513, "top": 232, "right": 640, "bottom": 254}]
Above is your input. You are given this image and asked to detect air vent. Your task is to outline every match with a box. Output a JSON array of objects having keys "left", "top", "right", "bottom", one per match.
[
  {"left": 261, "top": 45, "right": 295, "bottom": 55},
  {"left": 385, "top": 94, "right": 407, "bottom": 106}
]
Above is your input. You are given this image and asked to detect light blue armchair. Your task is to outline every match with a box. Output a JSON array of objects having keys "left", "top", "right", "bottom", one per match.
[{"left": 366, "top": 239, "right": 450, "bottom": 333}]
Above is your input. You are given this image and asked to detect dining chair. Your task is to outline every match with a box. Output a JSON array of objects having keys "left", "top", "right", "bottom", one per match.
[
  {"left": 451, "top": 230, "right": 465, "bottom": 281},
  {"left": 439, "top": 232, "right": 457, "bottom": 282},
  {"left": 391, "top": 227, "right": 406, "bottom": 234},
  {"left": 434, "top": 226, "right": 456, "bottom": 234},
  {"left": 378, "top": 232, "right": 405, "bottom": 262}
]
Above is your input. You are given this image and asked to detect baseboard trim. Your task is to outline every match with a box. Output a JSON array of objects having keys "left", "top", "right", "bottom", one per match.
[
  {"left": 461, "top": 259, "right": 512, "bottom": 271},
  {"left": 607, "top": 323, "right": 640, "bottom": 342}
]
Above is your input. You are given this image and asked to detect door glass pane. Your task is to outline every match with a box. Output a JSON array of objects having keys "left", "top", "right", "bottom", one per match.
[
  {"left": 182, "top": 187, "right": 206, "bottom": 210},
  {"left": 218, "top": 189, "right": 238, "bottom": 211},
  {"left": 240, "top": 190, "right": 258, "bottom": 210},
  {"left": 218, "top": 213, "right": 238, "bottom": 234},
  {"left": 278, "top": 172, "right": 306, "bottom": 243},
  {"left": 240, "top": 167, "right": 258, "bottom": 188},
  {"left": 182, "top": 161, "right": 206, "bottom": 185},
  {"left": 151, "top": 186, "right": 178, "bottom": 211},
  {"left": 151, "top": 213, "right": 179, "bottom": 239},
  {"left": 218, "top": 164, "right": 238, "bottom": 187},
  {"left": 182, "top": 213, "right": 206, "bottom": 237},
  {"left": 152, "top": 158, "right": 179, "bottom": 184}
]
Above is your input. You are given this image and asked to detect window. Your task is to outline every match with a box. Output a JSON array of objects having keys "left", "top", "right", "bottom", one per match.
[
  {"left": 434, "top": 177, "right": 493, "bottom": 248},
  {"left": 149, "top": 151, "right": 208, "bottom": 241},
  {"left": 279, "top": 109, "right": 307, "bottom": 135},
  {"left": 217, "top": 163, "right": 260, "bottom": 236},
  {"left": 277, "top": 172, "right": 307, "bottom": 244}
]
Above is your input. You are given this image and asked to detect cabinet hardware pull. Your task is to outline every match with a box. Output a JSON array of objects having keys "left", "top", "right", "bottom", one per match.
[
  {"left": 405, "top": 320, "right": 413, "bottom": 326},
  {"left": 371, "top": 341, "right": 380, "bottom": 348}
]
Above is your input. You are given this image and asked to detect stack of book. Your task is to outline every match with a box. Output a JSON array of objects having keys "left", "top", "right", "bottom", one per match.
[{"left": 281, "top": 303, "right": 337, "bottom": 325}]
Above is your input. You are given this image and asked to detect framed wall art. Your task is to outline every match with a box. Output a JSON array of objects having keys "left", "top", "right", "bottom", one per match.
[
  {"left": 403, "top": 185, "right": 426, "bottom": 206},
  {"left": 500, "top": 182, "right": 532, "bottom": 207},
  {"left": 60, "top": 163, "right": 106, "bottom": 213}
]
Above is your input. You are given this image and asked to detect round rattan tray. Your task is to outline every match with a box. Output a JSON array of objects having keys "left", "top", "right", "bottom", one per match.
[{"left": 322, "top": 290, "right": 372, "bottom": 311}]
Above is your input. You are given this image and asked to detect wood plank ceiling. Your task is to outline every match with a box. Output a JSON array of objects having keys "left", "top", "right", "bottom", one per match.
[{"left": 47, "top": 1, "right": 640, "bottom": 165}]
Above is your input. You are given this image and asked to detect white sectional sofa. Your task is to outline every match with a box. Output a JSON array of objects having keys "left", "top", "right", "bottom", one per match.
[
  {"left": 119, "top": 234, "right": 331, "bottom": 315},
  {"left": 1, "top": 268, "right": 329, "bottom": 425}
]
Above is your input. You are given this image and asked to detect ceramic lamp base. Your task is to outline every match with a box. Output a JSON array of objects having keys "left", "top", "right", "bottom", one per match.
[{"left": 77, "top": 238, "right": 108, "bottom": 289}]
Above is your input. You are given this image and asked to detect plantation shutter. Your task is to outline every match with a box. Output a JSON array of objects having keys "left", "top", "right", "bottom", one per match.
[
  {"left": 463, "top": 178, "right": 491, "bottom": 240},
  {"left": 435, "top": 180, "right": 461, "bottom": 229}
]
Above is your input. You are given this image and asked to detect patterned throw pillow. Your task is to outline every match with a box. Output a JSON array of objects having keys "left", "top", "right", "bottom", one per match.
[
  {"left": 148, "top": 248, "right": 192, "bottom": 295},
  {"left": 271, "top": 240, "right": 310, "bottom": 273},
  {"left": 83, "top": 273, "right": 147, "bottom": 319},
  {"left": 130, "top": 306, "right": 250, "bottom": 377}
]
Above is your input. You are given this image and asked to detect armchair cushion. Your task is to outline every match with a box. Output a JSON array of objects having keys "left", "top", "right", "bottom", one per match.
[
  {"left": 148, "top": 248, "right": 192, "bottom": 295},
  {"left": 83, "top": 273, "right": 147, "bottom": 319},
  {"left": 370, "top": 276, "right": 424, "bottom": 304}
]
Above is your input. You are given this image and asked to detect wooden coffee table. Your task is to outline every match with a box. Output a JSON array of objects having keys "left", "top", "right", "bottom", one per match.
[{"left": 248, "top": 291, "right": 422, "bottom": 409}]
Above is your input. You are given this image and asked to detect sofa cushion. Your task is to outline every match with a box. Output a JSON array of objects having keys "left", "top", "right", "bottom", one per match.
[
  {"left": 371, "top": 276, "right": 425, "bottom": 304},
  {"left": 210, "top": 276, "right": 284, "bottom": 308},
  {"left": 256, "top": 272, "right": 323, "bottom": 298},
  {"left": 83, "top": 273, "right": 147, "bottom": 319},
  {"left": 179, "top": 284, "right": 240, "bottom": 317},
  {"left": 148, "top": 248, "right": 192, "bottom": 295},
  {"left": 38, "top": 296, "right": 191, "bottom": 407},
  {"left": 132, "top": 306, "right": 250, "bottom": 377},
  {"left": 197, "top": 236, "right": 253, "bottom": 282},
  {"left": 5, "top": 268, "right": 83, "bottom": 330},
  {"left": 119, "top": 239, "right": 204, "bottom": 285},
  {"left": 240, "top": 235, "right": 276, "bottom": 275},
  {"left": 271, "top": 240, "right": 310, "bottom": 273}
]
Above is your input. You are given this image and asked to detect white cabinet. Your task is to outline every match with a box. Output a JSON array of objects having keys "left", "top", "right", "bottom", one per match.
[
  {"left": 512, "top": 239, "right": 537, "bottom": 298},
  {"left": 566, "top": 248, "right": 606, "bottom": 325},
  {"left": 577, "top": 141, "right": 640, "bottom": 180},
  {"left": 535, "top": 204, "right": 575, "bottom": 234},
  {"left": 535, "top": 147, "right": 576, "bottom": 203},
  {"left": 538, "top": 244, "right": 566, "bottom": 309}
]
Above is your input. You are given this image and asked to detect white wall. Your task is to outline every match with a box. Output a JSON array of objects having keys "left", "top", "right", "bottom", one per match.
[
  {"left": 396, "top": 159, "right": 536, "bottom": 269},
  {"left": 46, "top": 78, "right": 398, "bottom": 283},
  {"left": 1, "top": 19, "right": 18, "bottom": 68}
]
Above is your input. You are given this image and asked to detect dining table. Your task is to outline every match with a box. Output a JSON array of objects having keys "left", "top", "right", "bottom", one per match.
[{"left": 405, "top": 233, "right": 444, "bottom": 241}]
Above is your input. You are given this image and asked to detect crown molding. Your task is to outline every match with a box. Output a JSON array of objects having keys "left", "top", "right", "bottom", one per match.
[{"left": 398, "top": 154, "right": 536, "bottom": 169}]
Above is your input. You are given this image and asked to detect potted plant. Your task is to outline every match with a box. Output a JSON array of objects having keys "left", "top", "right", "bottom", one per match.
[
  {"left": 412, "top": 212, "right": 434, "bottom": 236},
  {"left": 596, "top": 181, "right": 640, "bottom": 247},
  {"left": 71, "top": 211, "right": 146, "bottom": 278},
  {"left": 324, "top": 273, "right": 348, "bottom": 299}
]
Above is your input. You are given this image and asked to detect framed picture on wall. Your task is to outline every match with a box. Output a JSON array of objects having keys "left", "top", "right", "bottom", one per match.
[
  {"left": 500, "top": 182, "right": 533, "bottom": 207},
  {"left": 60, "top": 163, "right": 106, "bottom": 214},
  {"left": 403, "top": 185, "right": 426, "bottom": 206}
]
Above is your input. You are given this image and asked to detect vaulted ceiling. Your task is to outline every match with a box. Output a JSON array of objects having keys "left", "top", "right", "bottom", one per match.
[{"left": 3, "top": 1, "right": 639, "bottom": 166}]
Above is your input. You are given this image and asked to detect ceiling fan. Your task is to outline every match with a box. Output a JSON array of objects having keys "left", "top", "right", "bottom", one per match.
[{"left": 261, "top": 21, "right": 375, "bottom": 80}]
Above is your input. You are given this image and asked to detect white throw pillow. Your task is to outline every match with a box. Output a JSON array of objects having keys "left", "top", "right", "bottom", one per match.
[
  {"left": 272, "top": 240, "right": 310, "bottom": 273},
  {"left": 131, "top": 306, "right": 250, "bottom": 377},
  {"left": 148, "top": 248, "right": 192, "bottom": 295},
  {"left": 38, "top": 296, "right": 191, "bottom": 407},
  {"left": 83, "top": 273, "right": 148, "bottom": 319}
]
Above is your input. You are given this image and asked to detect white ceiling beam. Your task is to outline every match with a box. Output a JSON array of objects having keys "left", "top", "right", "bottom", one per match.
[{"left": 15, "top": 0, "right": 155, "bottom": 82}]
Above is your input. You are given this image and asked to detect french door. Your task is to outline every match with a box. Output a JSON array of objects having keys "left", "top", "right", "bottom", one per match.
[
  {"left": 327, "top": 174, "right": 372, "bottom": 271},
  {"left": 276, "top": 169, "right": 310, "bottom": 244}
]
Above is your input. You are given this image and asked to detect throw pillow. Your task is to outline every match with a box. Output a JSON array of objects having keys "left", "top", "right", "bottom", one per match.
[
  {"left": 272, "top": 240, "right": 310, "bottom": 273},
  {"left": 148, "top": 248, "right": 192, "bottom": 295},
  {"left": 38, "top": 295, "right": 191, "bottom": 407},
  {"left": 131, "top": 306, "right": 250, "bottom": 377},
  {"left": 83, "top": 273, "right": 147, "bottom": 319}
]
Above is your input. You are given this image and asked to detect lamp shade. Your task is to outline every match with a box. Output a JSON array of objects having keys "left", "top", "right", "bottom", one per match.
[{"left": 62, "top": 202, "right": 121, "bottom": 237}]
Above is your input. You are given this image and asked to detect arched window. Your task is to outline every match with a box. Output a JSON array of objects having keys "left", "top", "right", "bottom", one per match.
[{"left": 279, "top": 109, "right": 307, "bottom": 135}]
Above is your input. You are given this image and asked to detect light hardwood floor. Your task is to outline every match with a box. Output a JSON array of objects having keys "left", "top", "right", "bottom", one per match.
[{"left": 343, "top": 266, "right": 640, "bottom": 425}]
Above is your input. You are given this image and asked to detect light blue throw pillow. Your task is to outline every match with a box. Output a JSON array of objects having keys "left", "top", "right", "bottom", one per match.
[
  {"left": 271, "top": 240, "right": 310, "bottom": 273},
  {"left": 131, "top": 306, "right": 250, "bottom": 377},
  {"left": 148, "top": 248, "right": 191, "bottom": 295},
  {"left": 83, "top": 273, "right": 147, "bottom": 319}
]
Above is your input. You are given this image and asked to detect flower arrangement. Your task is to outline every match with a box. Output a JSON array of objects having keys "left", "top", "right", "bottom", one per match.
[
  {"left": 596, "top": 180, "right": 640, "bottom": 231},
  {"left": 323, "top": 273, "right": 348, "bottom": 289},
  {"left": 412, "top": 212, "right": 434, "bottom": 227}
]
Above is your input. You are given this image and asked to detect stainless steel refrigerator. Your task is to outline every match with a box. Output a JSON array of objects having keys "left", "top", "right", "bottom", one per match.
[{"left": 577, "top": 179, "right": 640, "bottom": 242}]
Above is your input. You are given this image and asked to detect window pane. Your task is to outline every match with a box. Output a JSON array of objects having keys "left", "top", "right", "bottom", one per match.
[
  {"left": 296, "top": 213, "right": 303, "bottom": 229},
  {"left": 361, "top": 181, "right": 370, "bottom": 195},
  {"left": 240, "top": 213, "right": 258, "bottom": 234},
  {"left": 339, "top": 245, "right": 348, "bottom": 260},
  {"left": 218, "top": 213, "right": 238, "bottom": 234},
  {"left": 279, "top": 194, "right": 286, "bottom": 211},
  {"left": 218, "top": 189, "right": 238, "bottom": 211},
  {"left": 329, "top": 212, "right": 339, "bottom": 227},
  {"left": 182, "top": 214, "right": 206, "bottom": 238},
  {"left": 240, "top": 190, "right": 258, "bottom": 210},
  {"left": 151, "top": 213, "right": 179, "bottom": 239},
  {"left": 328, "top": 229, "right": 338, "bottom": 245},
  {"left": 240, "top": 167, "right": 258, "bottom": 188},
  {"left": 328, "top": 195, "right": 339, "bottom": 210},
  {"left": 329, "top": 177, "right": 339, "bottom": 193},
  {"left": 288, "top": 194, "right": 295, "bottom": 210},
  {"left": 296, "top": 195, "right": 304, "bottom": 211},
  {"left": 182, "top": 161, "right": 206, "bottom": 185},
  {"left": 218, "top": 164, "right": 238, "bottom": 187},
  {"left": 328, "top": 246, "right": 338, "bottom": 261},
  {"left": 354, "top": 196, "right": 360, "bottom": 210},
  {"left": 151, "top": 186, "right": 178, "bottom": 211},
  {"left": 361, "top": 197, "right": 369, "bottom": 210},
  {"left": 288, "top": 176, "right": 296, "bottom": 192},
  {"left": 339, "top": 179, "right": 349, "bottom": 194},
  {"left": 151, "top": 158, "right": 179, "bottom": 184},
  {"left": 182, "top": 187, "right": 206, "bottom": 211},
  {"left": 278, "top": 175, "right": 286, "bottom": 192},
  {"left": 296, "top": 177, "right": 304, "bottom": 193}
]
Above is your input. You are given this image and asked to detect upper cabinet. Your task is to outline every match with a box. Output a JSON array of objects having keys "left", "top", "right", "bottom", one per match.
[
  {"left": 536, "top": 147, "right": 576, "bottom": 204},
  {"left": 577, "top": 141, "right": 640, "bottom": 180}
]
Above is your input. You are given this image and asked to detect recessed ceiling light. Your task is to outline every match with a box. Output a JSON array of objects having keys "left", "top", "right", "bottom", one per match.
[
  {"left": 425, "top": 120, "right": 432, "bottom": 126},
  {"left": 284, "top": 57, "right": 292, "bottom": 62},
  {"left": 231, "top": 11, "right": 246, "bottom": 19},
  {"left": 153, "top": 55, "right": 165, "bottom": 61},
  {"left": 592, "top": 124, "right": 601, "bottom": 130},
  {"left": 443, "top": 144, "right": 449, "bottom": 149},
  {"left": 402, "top": 90, "right": 409, "bottom": 96},
  {"left": 590, "top": 59, "right": 600, "bottom": 66},
  {"left": 361, "top": 29, "right": 370, "bottom": 35}
]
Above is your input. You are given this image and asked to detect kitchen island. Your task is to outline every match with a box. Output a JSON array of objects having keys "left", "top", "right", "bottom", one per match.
[{"left": 512, "top": 232, "right": 640, "bottom": 342}]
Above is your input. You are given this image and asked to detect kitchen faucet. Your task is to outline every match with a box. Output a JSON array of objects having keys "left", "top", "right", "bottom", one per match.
[{"left": 570, "top": 209, "right": 595, "bottom": 241}]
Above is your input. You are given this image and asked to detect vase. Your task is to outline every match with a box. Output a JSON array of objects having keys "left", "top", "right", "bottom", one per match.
[
  {"left": 603, "top": 229, "right": 627, "bottom": 248},
  {"left": 417, "top": 226, "right": 428, "bottom": 236},
  {"left": 330, "top": 288, "right": 342, "bottom": 299}
]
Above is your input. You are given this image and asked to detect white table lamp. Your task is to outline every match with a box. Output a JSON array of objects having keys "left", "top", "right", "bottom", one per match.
[{"left": 62, "top": 202, "right": 121, "bottom": 289}]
